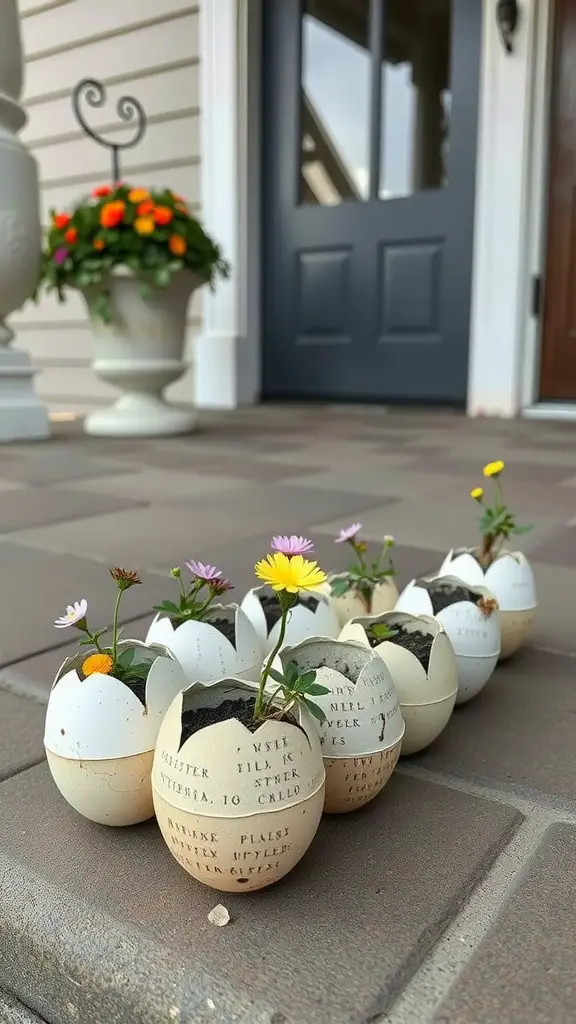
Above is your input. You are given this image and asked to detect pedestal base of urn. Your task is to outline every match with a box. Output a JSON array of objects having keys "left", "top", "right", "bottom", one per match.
[
  {"left": 84, "top": 393, "right": 198, "bottom": 438},
  {"left": 0, "top": 347, "right": 50, "bottom": 442}
]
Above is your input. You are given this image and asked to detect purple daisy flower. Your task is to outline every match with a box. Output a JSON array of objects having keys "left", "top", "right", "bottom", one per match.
[
  {"left": 271, "top": 534, "right": 314, "bottom": 556},
  {"left": 185, "top": 559, "right": 223, "bottom": 583},
  {"left": 53, "top": 247, "right": 68, "bottom": 265},
  {"left": 335, "top": 522, "right": 362, "bottom": 544}
]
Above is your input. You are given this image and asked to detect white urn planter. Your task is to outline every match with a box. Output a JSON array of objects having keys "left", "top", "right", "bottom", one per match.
[
  {"left": 321, "top": 578, "right": 399, "bottom": 629},
  {"left": 340, "top": 612, "right": 458, "bottom": 756},
  {"left": 277, "top": 638, "right": 405, "bottom": 814},
  {"left": 44, "top": 640, "right": 186, "bottom": 826},
  {"left": 438, "top": 549, "right": 536, "bottom": 659},
  {"left": 152, "top": 679, "right": 325, "bottom": 892},
  {"left": 82, "top": 269, "right": 203, "bottom": 438},
  {"left": 395, "top": 576, "right": 501, "bottom": 705},
  {"left": 241, "top": 586, "right": 339, "bottom": 654},
  {"left": 145, "top": 603, "right": 262, "bottom": 685}
]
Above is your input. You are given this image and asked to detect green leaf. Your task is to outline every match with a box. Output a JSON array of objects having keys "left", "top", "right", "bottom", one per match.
[
  {"left": 513, "top": 524, "right": 534, "bottom": 534},
  {"left": 115, "top": 648, "right": 136, "bottom": 669},
  {"left": 302, "top": 682, "right": 330, "bottom": 696},
  {"left": 267, "top": 667, "right": 286, "bottom": 686},
  {"left": 284, "top": 660, "right": 300, "bottom": 684},
  {"left": 302, "top": 697, "right": 326, "bottom": 723},
  {"left": 152, "top": 600, "right": 181, "bottom": 616},
  {"left": 330, "top": 577, "right": 351, "bottom": 598}
]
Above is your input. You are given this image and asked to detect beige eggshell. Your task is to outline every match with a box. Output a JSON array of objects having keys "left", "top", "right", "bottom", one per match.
[
  {"left": 278, "top": 638, "right": 405, "bottom": 813},
  {"left": 152, "top": 681, "right": 325, "bottom": 892},
  {"left": 319, "top": 579, "right": 398, "bottom": 629},
  {"left": 323, "top": 742, "right": 402, "bottom": 813},
  {"left": 46, "top": 749, "right": 155, "bottom": 826},
  {"left": 240, "top": 586, "right": 340, "bottom": 654},
  {"left": 498, "top": 608, "right": 536, "bottom": 659},
  {"left": 339, "top": 612, "right": 458, "bottom": 755}
]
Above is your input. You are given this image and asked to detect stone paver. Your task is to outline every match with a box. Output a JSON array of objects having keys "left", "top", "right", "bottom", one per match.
[
  {"left": 414, "top": 648, "right": 576, "bottom": 803},
  {"left": 0, "top": 691, "right": 45, "bottom": 781},
  {"left": 435, "top": 824, "right": 576, "bottom": 1024},
  {"left": 1, "top": 408, "right": 576, "bottom": 1023},
  {"left": 0, "top": 765, "right": 521, "bottom": 1024}
]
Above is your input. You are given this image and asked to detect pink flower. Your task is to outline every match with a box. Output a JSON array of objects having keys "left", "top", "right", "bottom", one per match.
[
  {"left": 335, "top": 523, "right": 362, "bottom": 544},
  {"left": 185, "top": 560, "right": 224, "bottom": 583},
  {"left": 271, "top": 535, "right": 314, "bottom": 556},
  {"left": 53, "top": 247, "right": 68, "bottom": 265}
]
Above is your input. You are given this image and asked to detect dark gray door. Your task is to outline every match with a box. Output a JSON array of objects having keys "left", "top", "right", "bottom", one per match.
[{"left": 262, "top": 0, "right": 481, "bottom": 403}]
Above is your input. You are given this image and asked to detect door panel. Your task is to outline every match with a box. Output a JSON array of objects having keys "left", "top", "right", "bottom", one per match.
[
  {"left": 262, "top": 0, "right": 481, "bottom": 403},
  {"left": 540, "top": 0, "right": 576, "bottom": 399}
]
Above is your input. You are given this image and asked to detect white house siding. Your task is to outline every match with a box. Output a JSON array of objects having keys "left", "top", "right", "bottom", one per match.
[{"left": 13, "top": 0, "right": 202, "bottom": 412}]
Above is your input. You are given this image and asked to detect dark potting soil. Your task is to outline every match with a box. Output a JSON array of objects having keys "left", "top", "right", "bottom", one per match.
[
  {"left": 122, "top": 676, "right": 148, "bottom": 706},
  {"left": 179, "top": 697, "right": 299, "bottom": 749},
  {"left": 208, "top": 616, "right": 236, "bottom": 645},
  {"left": 427, "top": 583, "right": 476, "bottom": 615},
  {"left": 259, "top": 593, "right": 319, "bottom": 633},
  {"left": 387, "top": 626, "right": 433, "bottom": 671}
]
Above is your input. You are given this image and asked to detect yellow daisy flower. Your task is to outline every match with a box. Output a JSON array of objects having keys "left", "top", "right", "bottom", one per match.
[
  {"left": 134, "top": 216, "right": 155, "bottom": 235},
  {"left": 82, "top": 652, "right": 113, "bottom": 677},
  {"left": 254, "top": 552, "right": 327, "bottom": 593},
  {"left": 483, "top": 460, "right": 505, "bottom": 478},
  {"left": 470, "top": 487, "right": 484, "bottom": 500}
]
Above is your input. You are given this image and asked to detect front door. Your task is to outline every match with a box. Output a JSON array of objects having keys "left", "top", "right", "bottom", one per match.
[
  {"left": 262, "top": 0, "right": 481, "bottom": 403},
  {"left": 539, "top": 0, "right": 576, "bottom": 399}
]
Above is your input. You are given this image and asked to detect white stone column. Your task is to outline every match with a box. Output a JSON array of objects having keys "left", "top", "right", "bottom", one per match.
[
  {"left": 0, "top": 0, "right": 49, "bottom": 441},
  {"left": 194, "top": 0, "right": 261, "bottom": 409}
]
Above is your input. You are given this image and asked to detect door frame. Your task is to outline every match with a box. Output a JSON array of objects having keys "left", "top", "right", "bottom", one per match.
[{"left": 195, "top": 0, "right": 553, "bottom": 416}]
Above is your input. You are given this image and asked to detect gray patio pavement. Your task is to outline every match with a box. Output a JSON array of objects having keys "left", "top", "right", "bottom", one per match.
[{"left": 1, "top": 404, "right": 576, "bottom": 1023}]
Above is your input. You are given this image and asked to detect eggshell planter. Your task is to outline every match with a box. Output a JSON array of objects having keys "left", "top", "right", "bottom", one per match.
[
  {"left": 152, "top": 679, "right": 325, "bottom": 893},
  {"left": 240, "top": 586, "right": 340, "bottom": 655},
  {"left": 44, "top": 640, "right": 187, "bottom": 826},
  {"left": 277, "top": 637, "right": 405, "bottom": 814},
  {"left": 321, "top": 577, "right": 399, "bottom": 629},
  {"left": 438, "top": 548, "right": 536, "bottom": 659},
  {"left": 395, "top": 576, "right": 501, "bottom": 705},
  {"left": 340, "top": 612, "right": 458, "bottom": 755},
  {"left": 145, "top": 602, "right": 262, "bottom": 685}
]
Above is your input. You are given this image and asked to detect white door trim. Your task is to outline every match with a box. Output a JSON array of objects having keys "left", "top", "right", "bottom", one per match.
[{"left": 195, "top": 0, "right": 261, "bottom": 408}]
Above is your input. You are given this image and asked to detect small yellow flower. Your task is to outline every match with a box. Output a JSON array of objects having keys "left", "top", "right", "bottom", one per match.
[
  {"left": 254, "top": 552, "right": 327, "bottom": 593},
  {"left": 134, "top": 216, "right": 155, "bottom": 235},
  {"left": 470, "top": 487, "right": 484, "bottom": 501},
  {"left": 82, "top": 652, "right": 113, "bottom": 677},
  {"left": 128, "top": 188, "right": 150, "bottom": 204},
  {"left": 483, "top": 460, "right": 505, "bottom": 478}
]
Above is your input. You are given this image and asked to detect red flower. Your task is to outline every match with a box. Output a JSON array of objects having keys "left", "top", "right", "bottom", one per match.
[
  {"left": 92, "top": 185, "right": 112, "bottom": 198},
  {"left": 100, "top": 201, "right": 126, "bottom": 228},
  {"left": 137, "top": 199, "right": 154, "bottom": 216},
  {"left": 53, "top": 213, "right": 71, "bottom": 230},
  {"left": 64, "top": 227, "right": 77, "bottom": 244},
  {"left": 153, "top": 205, "right": 173, "bottom": 226}
]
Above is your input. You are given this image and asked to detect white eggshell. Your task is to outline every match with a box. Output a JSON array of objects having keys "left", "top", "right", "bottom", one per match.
[
  {"left": 439, "top": 549, "right": 536, "bottom": 612},
  {"left": 146, "top": 603, "right": 262, "bottom": 684},
  {"left": 44, "top": 651, "right": 187, "bottom": 759},
  {"left": 396, "top": 577, "right": 501, "bottom": 704},
  {"left": 152, "top": 680, "right": 325, "bottom": 892},
  {"left": 240, "top": 586, "right": 340, "bottom": 654},
  {"left": 339, "top": 612, "right": 458, "bottom": 755}
]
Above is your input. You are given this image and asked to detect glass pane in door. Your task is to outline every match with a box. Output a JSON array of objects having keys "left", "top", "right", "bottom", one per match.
[
  {"left": 300, "top": 0, "right": 371, "bottom": 205},
  {"left": 379, "top": 0, "right": 452, "bottom": 200}
]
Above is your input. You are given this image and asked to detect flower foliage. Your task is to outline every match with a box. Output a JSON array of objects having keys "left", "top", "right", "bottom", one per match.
[
  {"left": 35, "top": 183, "right": 229, "bottom": 323},
  {"left": 470, "top": 461, "right": 533, "bottom": 565},
  {"left": 154, "top": 562, "right": 233, "bottom": 626},
  {"left": 330, "top": 526, "right": 396, "bottom": 609}
]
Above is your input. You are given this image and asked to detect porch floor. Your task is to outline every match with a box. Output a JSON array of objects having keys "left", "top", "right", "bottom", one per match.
[{"left": 1, "top": 404, "right": 575, "bottom": 1024}]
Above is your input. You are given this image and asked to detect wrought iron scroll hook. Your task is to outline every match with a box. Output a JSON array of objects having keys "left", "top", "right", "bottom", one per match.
[{"left": 71, "top": 77, "right": 147, "bottom": 184}]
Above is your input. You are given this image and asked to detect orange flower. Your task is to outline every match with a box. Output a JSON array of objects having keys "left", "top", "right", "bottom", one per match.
[
  {"left": 93, "top": 238, "right": 105, "bottom": 251},
  {"left": 100, "top": 201, "right": 125, "bottom": 228},
  {"left": 82, "top": 652, "right": 114, "bottom": 677},
  {"left": 128, "top": 188, "right": 150, "bottom": 204},
  {"left": 64, "top": 227, "right": 77, "bottom": 244},
  {"left": 92, "top": 185, "right": 112, "bottom": 198},
  {"left": 169, "top": 234, "right": 186, "bottom": 256},
  {"left": 137, "top": 199, "right": 154, "bottom": 216},
  {"left": 154, "top": 205, "right": 173, "bottom": 226},
  {"left": 53, "top": 213, "right": 71, "bottom": 230},
  {"left": 134, "top": 216, "right": 155, "bottom": 235}
]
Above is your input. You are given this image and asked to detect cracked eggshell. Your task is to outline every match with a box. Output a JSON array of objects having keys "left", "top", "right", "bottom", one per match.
[
  {"left": 146, "top": 603, "right": 262, "bottom": 684},
  {"left": 319, "top": 578, "right": 399, "bottom": 629},
  {"left": 340, "top": 612, "right": 458, "bottom": 756},
  {"left": 44, "top": 641, "right": 187, "bottom": 826},
  {"left": 240, "top": 586, "right": 339, "bottom": 654},
  {"left": 278, "top": 638, "right": 404, "bottom": 813},
  {"left": 395, "top": 576, "right": 501, "bottom": 704},
  {"left": 439, "top": 549, "right": 536, "bottom": 659},
  {"left": 152, "top": 679, "right": 325, "bottom": 892}
]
